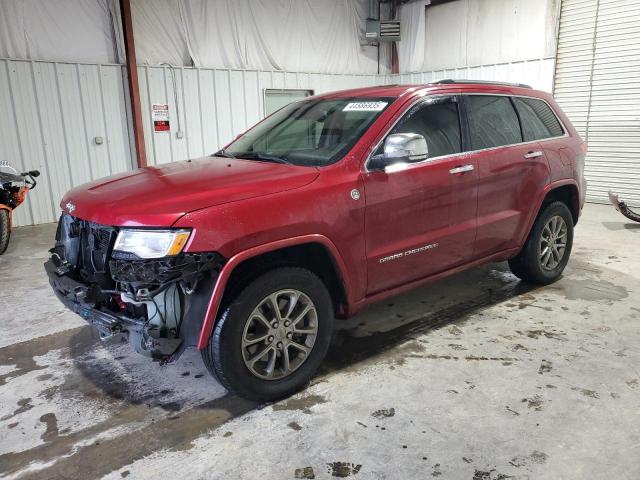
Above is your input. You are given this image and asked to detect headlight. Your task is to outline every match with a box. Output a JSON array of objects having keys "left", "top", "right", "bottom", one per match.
[{"left": 113, "top": 229, "right": 191, "bottom": 259}]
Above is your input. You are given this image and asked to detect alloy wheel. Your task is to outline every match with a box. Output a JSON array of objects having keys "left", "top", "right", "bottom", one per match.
[
  {"left": 539, "top": 215, "right": 568, "bottom": 271},
  {"left": 241, "top": 289, "right": 318, "bottom": 380}
]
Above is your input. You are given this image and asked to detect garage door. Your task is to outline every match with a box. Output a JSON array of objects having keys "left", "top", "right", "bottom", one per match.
[{"left": 553, "top": 0, "right": 640, "bottom": 205}]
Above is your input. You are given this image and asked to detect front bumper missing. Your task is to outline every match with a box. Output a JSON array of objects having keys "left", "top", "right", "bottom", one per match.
[{"left": 45, "top": 259, "right": 182, "bottom": 357}]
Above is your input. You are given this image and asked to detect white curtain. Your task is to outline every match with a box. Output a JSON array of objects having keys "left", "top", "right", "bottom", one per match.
[
  {"left": 0, "top": 0, "right": 390, "bottom": 73},
  {"left": 397, "top": 0, "right": 430, "bottom": 73},
  {"left": 0, "top": 0, "right": 122, "bottom": 64},
  {"left": 132, "top": 0, "right": 390, "bottom": 74}
]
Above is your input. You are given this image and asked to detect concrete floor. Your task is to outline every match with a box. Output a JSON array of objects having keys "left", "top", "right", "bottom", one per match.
[{"left": 0, "top": 203, "right": 638, "bottom": 480}]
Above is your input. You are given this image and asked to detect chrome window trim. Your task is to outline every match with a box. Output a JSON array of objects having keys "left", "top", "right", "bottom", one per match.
[
  {"left": 364, "top": 91, "right": 568, "bottom": 174},
  {"left": 364, "top": 93, "right": 460, "bottom": 173}
]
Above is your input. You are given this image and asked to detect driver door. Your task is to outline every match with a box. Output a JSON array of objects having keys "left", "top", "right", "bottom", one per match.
[{"left": 362, "top": 96, "right": 478, "bottom": 294}]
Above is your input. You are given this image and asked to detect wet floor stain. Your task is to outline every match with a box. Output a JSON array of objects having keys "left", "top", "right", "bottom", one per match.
[
  {"left": 371, "top": 408, "right": 395, "bottom": 419},
  {"left": 39, "top": 413, "right": 59, "bottom": 442},
  {"left": 288, "top": 421, "right": 302, "bottom": 431},
  {"left": 0, "top": 326, "right": 96, "bottom": 386},
  {"left": 551, "top": 279, "right": 628, "bottom": 303},
  {"left": 572, "top": 387, "right": 599, "bottom": 398},
  {"left": 272, "top": 394, "right": 327, "bottom": 414},
  {"left": 327, "top": 462, "right": 362, "bottom": 477},
  {"left": 1, "top": 397, "right": 34, "bottom": 421},
  {"left": 448, "top": 326, "right": 464, "bottom": 336},
  {"left": 518, "top": 329, "right": 566, "bottom": 341},
  {"left": 505, "top": 406, "right": 520, "bottom": 416},
  {"left": 473, "top": 468, "right": 513, "bottom": 479},
  {"left": 522, "top": 395, "right": 545, "bottom": 411},
  {"left": 510, "top": 450, "right": 548, "bottom": 467},
  {"left": 538, "top": 360, "right": 552, "bottom": 374},
  {"left": 422, "top": 354, "right": 517, "bottom": 362},
  {"left": 0, "top": 394, "right": 256, "bottom": 479},
  {"left": 294, "top": 466, "right": 315, "bottom": 479}
]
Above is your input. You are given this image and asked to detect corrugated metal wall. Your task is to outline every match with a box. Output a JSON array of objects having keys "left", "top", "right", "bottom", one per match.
[
  {"left": 138, "top": 58, "right": 554, "bottom": 166},
  {"left": 0, "top": 59, "right": 133, "bottom": 227},
  {"left": 554, "top": 0, "right": 640, "bottom": 205},
  {"left": 137, "top": 66, "right": 381, "bottom": 165},
  {"left": 391, "top": 57, "right": 556, "bottom": 93},
  {"left": 3, "top": 57, "right": 555, "bottom": 225}
]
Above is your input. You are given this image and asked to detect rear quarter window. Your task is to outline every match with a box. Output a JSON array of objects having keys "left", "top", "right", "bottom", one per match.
[
  {"left": 512, "top": 97, "right": 564, "bottom": 141},
  {"left": 467, "top": 95, "right": 522, "bottom": 150}
]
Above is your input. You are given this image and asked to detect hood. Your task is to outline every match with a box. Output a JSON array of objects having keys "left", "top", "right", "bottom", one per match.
[{"left": 61, "top": 157, "right": 319, "bottom": 226}]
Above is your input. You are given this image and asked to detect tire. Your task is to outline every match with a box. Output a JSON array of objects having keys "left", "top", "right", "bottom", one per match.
[
  {"left": 508, "top": 201, "right": 573, "bottom": 285},
  {"left": 201, "top": 267, "right": 334, "bottom": 401},
  {"left": 0, "top": 210, "right": 10, "bottom": 255}
]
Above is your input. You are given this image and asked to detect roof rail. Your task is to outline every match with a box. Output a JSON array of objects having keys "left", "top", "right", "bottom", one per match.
[{"left": 432, "top": 79, "right": 532, "bottom": 89}]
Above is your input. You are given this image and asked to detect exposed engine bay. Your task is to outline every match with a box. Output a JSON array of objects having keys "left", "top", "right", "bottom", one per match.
[
  {"left": 45, "top": 213, "right": 223, "bottom": 360},
  {"left": 608, "top": 191, "right": 640, "bottom": 223}
]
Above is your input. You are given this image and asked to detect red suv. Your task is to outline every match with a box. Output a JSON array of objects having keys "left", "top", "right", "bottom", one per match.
[{"left": 46, "top": 81, "right": 586, "bottom": 401}]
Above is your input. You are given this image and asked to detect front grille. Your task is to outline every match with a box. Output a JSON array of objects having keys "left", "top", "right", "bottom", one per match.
[{"left": 55, "top": 213, "right": 117, "bottom": 287}]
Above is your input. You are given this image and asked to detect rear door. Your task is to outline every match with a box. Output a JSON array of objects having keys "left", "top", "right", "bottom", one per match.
[
  {"left": 462, "top": 94, "right": 550, "bottom": 258},
  {"left": 363, "top": 95, "right": 478, "bottom": 294}
]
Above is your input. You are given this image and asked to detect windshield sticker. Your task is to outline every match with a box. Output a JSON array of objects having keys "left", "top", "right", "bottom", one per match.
[{"left": 343, "top": 101, "right": 388, "bottom": 112}]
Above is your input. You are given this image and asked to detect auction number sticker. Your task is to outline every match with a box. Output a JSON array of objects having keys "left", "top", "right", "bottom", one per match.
[{"left": 343, "top": 101, "right": 388, "bottom": 112}]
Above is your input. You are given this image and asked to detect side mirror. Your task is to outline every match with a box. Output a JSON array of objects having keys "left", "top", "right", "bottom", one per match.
[{"left": 369, "top": 133, "right": 429, "bottom": 171}]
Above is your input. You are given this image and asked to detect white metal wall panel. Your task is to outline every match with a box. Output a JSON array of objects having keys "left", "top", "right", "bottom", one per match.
[
  {"left": 2, "top": 58, "right": 558, "bottom": 226},
  {"left": 138, "top": 65, "right": 381, "bottom": 165},
  {"left": 390, "top": 58, "right": 556, "bottom": 93},
  {"left": 554, "top": 0, "right": 640, "bottom": 205},
  {"left": 0, "top": 59, "right": 133, "bottom": 226},
  {"left": 138, "top": 61, "right": 550, "bottom": 167}
]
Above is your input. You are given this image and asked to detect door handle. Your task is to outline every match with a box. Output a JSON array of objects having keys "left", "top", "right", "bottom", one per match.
[
  {"left": 524, "top": 150, "right": 543, "bottom": 159},
  {"left": 449, "top": 164, "right": 474, "bottom": 174}
]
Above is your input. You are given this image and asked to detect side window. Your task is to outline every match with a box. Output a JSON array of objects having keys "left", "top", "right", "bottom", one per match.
[
  {"left": 467, "top": 95, "right": 522, "bottom": 150},
  {"left": 512, "top": 97, "right": 564, "bottom": 141},
  {"left": 382, "top": 100, "right": 462, "bottom": 158}
]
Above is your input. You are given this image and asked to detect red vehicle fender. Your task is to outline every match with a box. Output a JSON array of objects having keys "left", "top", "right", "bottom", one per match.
[
  {"left": 196, "top": 234, "right": 353, "bottom": 349},
  {"left": 519, "top": 178, "right": 581, "bottom": 246}
]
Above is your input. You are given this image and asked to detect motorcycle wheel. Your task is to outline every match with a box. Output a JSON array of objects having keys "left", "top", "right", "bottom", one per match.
[{"left": 0, "top": 209, "right": 10, "bottom": 255}]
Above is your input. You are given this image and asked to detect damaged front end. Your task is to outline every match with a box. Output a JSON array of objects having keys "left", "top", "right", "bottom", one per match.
[
  {"left": 45, "top": 213, "right": 224, "bottom": 360},
  {"left": 608, "top": 191, "right": 640, "bottom": 223}
]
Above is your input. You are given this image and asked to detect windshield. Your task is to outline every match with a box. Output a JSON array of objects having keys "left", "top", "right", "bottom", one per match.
[{"left": 220, "top": 97, "right": 394, "bottom": 167}]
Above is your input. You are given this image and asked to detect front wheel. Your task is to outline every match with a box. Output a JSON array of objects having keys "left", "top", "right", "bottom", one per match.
[
  {"left": 509, "top": 201, "right": 574, "bottom": 285},
  {"left": 0, "top": 209, "right": 10, "bottom": 255},
  {"left": 201, "top": 267, "right": 334, "bottom": 401}
]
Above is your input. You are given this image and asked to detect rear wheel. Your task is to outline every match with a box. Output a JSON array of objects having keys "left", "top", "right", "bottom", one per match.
[
  {"left": 201, "top": 267, "right": 333, "bottom": 401},
  {"left": 509, "top": 201, "right": 573, "bottom": 284},
  {"left": 0, "top": 210, "right": 10, "bottom": 255}
]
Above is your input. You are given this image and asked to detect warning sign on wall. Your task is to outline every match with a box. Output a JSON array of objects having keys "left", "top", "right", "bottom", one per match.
[{"left": 152, "top": 103, "right": 170, "bottom": 132}]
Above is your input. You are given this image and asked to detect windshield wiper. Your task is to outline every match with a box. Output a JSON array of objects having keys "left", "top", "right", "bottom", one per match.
[
  {"left": 212, "top": 149, "right": 236, "bottom": 158},
  {"left": 235, "top": 152, "right": 292, "bottom": 165}
]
